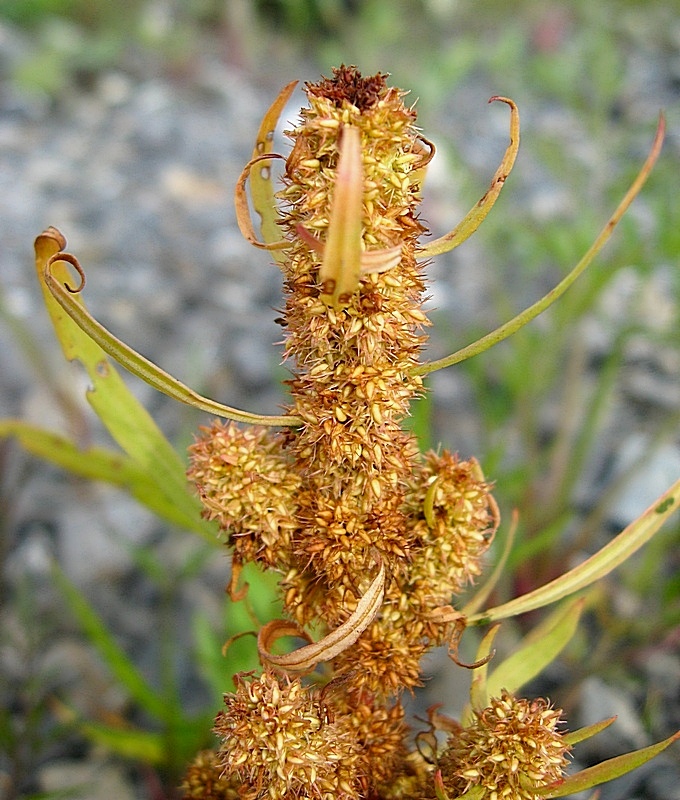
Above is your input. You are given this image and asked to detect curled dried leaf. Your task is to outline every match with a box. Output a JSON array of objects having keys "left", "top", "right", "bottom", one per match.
[
  {"left": 235, "top": 153, "right": 289, "bottom": 250},
  {"left": 258, "top": 557, "right": 385, "bottom": 672}
]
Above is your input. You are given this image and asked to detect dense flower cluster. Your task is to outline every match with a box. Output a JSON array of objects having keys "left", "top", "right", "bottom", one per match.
[
  {"left": 214, "top": 671, "right": 361, "bottom": 800},
  {"left": 438, "top": 691, "right": 571, "bottom": 800},
  {"left": 183, "top": 67, "right": 567, "bottom": 800}
]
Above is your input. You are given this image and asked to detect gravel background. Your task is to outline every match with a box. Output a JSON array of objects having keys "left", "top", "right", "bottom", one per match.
[{"left": 1, "top": 5, "right": 679, "bottom": 799}]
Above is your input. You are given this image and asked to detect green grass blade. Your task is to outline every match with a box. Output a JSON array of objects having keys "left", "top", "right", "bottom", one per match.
[
  {"left": 77, "top": 722, "right": 166, "bottom": 765},
  {"left": 52, "top": 564, "right": 167, "bottom": 720},
  {"left": 0, "top": 419, "right": 217, "bottom": 540}
]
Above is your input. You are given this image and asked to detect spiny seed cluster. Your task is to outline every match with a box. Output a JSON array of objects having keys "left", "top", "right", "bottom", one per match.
[
  {"left": 188, "top": 66, "right": 497, "bottom": 694},
  {"left": 214, "top": 671, "right": 361, "bottom": 800},
  {"left": 180, "top": 749, "right": 240, "bottom": 800},
  {"left": 439, "top": 691, "right": 571, "bottom": 800},
  {"left": 184, "top": 67, "right": 548, "bottom": 800}
]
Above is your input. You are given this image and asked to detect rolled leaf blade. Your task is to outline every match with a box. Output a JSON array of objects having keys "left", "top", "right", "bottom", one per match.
[{"left": 319, "top": 125, "right": 364, "bottom": 308}]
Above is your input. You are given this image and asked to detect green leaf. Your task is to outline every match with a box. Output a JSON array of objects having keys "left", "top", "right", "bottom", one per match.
[
  {"left": 249, "top": 80, "right": 298, "bottom": 261},
  {"left": 414, "top": 114, "right": 665, "bottom": 375},
  {"left": 37, "top": 229, "right": 299, "bottom": 428},
  {"left": 0, "top": 419, "right": 216, "bottom": 539},
  {"left": 420, "top": 96, "right": 519, "bottom": 258},
  {"left": 79, "top": 712, "right": 215, "bottom": 767},
  {"left": 462, "top": 510, "right": 518, "bottom": 617},
  {"left": 486, "top": 598, "right": 584, "bottom": 698},
  {"left": 563, "top": 716, "right": 616, "bottom": 747},
  {"left": 468, "top": 477, "right": 680, "bottom": 624},
  {"left": 77, "top": 722, "right": 167, "bottom": 765},
  {"left": 34, "top": 230, "right": 225, "bottom": 541},
  {"left": 468, "top": 625, "right": 500, "bottom": 717},
  {"left": 52, "top": 564, "right": 167, "bottom": 720},
  {"left": 541, "top": 731, "right": 680, "bottom": 797}
]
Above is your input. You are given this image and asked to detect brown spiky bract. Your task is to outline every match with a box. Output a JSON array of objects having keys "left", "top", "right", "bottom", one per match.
[{"left": 186, "top": 66, "right": 507, "bottom": 799}]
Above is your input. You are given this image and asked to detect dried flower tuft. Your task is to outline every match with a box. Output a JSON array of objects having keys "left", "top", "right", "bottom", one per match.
[
  {"left": 188, "top": 421, "right": 300, "bottom": 570},
  {"left": 180, "top": 749, "right": 241, "bottom": 800},
  {"left": 439, "top": 691, "right": 571, "bottom": 800},
  {"left": 214, "top": 670, "right": 362, "bottom": 800}
]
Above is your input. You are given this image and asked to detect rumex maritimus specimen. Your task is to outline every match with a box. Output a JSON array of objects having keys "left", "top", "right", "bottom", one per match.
[{"left": 27, "top": 65, "right": 677, "bottom": 800}]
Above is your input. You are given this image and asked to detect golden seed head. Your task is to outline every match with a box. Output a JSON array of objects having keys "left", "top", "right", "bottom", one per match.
[
  {"left": 439, "top": 691, "right": 571, "bottom": 800},
  {"left": 215, "top": 671, "right": 361, "bottom": 800},
  {"left": 179, "top": 749, "right": 241, "bottom": 800},
  {"left": 187, "top": 421, "right": 300, "bottom": 569},
  {"left": 406, "top": 453, "right": 498, "bottom": 625}
]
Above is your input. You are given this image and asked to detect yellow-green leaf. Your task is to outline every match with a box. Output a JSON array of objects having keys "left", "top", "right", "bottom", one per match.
[
  {"left": 414, "top": 113, "right": 666, "bottom": 375},
  {"left": 39, "top": 231, "right": 300, "bottom": 428},
  {"left": 467, "top": 624, "right": 500, "bottom": 718},
  {"left": 468, "top": 477, "right": 679, "bottom": 624},
  {"left": 541, "top": 732, "right": 680, "bottom": 797},
  {"left": 0, "top": 419, "right": 216, "bottom": 540},
  {"left": 420, "top": 96, "right": 519, "bottom": 258},
  {"left": 563, "top": 717, "right": 616, "bottom": 747},
  {"left": 53, "top": 563, "right": 168, "bottom": 720},
  {"left": 486, "top": 598, "right": 584, "bottom": 698},
  {"left": 250, "top": 80, "right": 298, "bottom": 259}
]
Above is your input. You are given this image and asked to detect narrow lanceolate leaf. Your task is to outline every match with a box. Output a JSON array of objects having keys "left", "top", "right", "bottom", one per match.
[
  {"left": 486, "top": 598, "right": 584, "bottom": 699},
  {"left": 468, "top": 477, "right": 679, "bottom": 624},
  {"left": 34, "top": 229, "right": 219, "bottom": 538},
  {"left": 52, "top": 564, "right": 168, "bottom": 720},
  {"left": 258, "top": 558, "right": 385, "bottom": 671},
  {"left": 419, "top": 96, "right": 520, "bottom": 258},
  {"left": 563, "top": 717, "right": 617, "bottom": 747},
  {"left": 0, "top": 420, "right": 216, "bottom": 539},
  {"left": 540, "top": 731, "right": 680, "bottom": 798},
  {"left": 468, "top": 625, "right": 500, "bottom": 717},
  {"left": 39, "top": 230, "right": 300, "bottom": 427},
  {"left": 414, "top": 113, "right": 666, "bottom": 376},
  {"left": 462, "top": 509, "right": 518, "bottom": 616},
  {"left": 319, "top": 125, "right": 364, "bottom": 308},
  {"left": 235, "top": 153, "right": 289, "bottom": 251}
]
